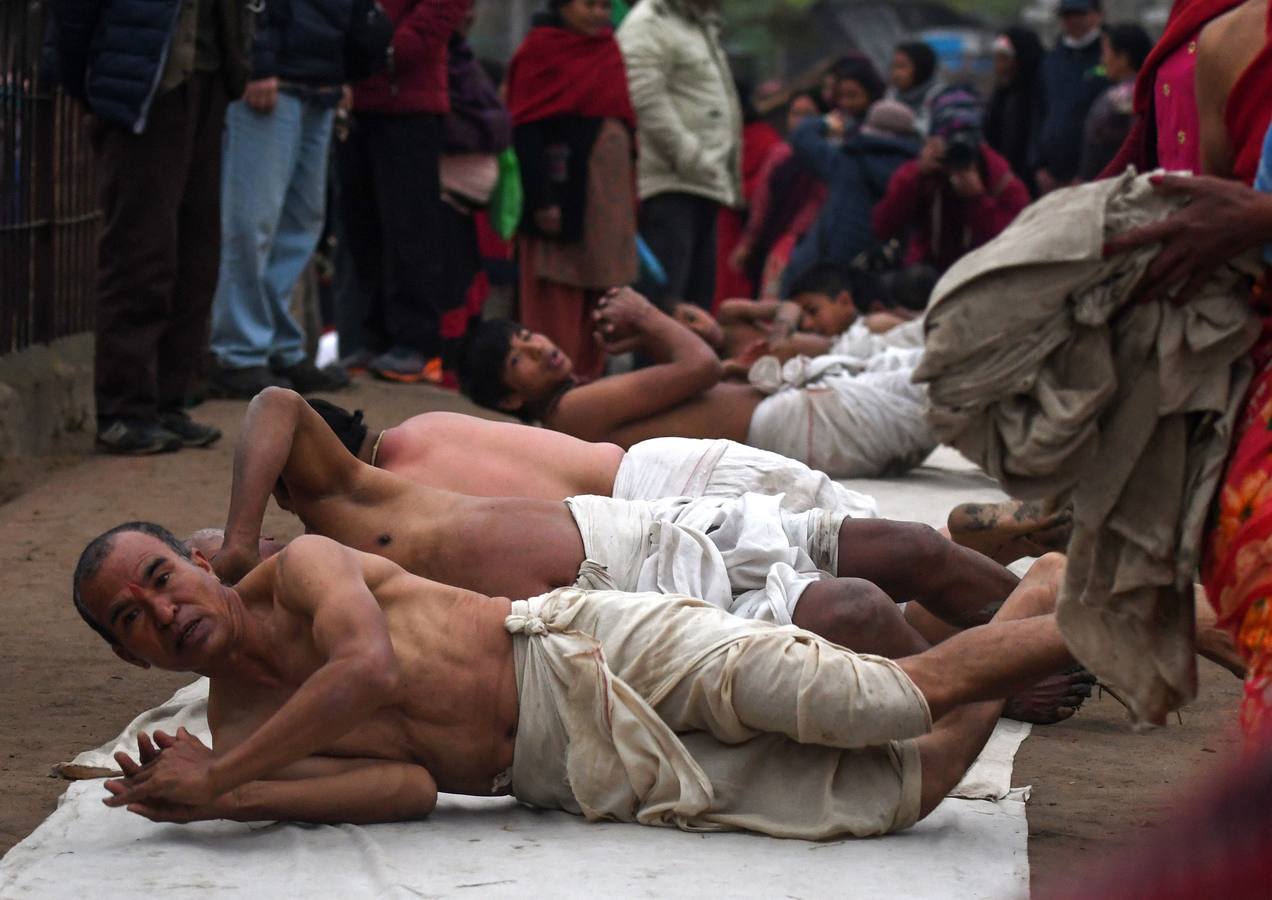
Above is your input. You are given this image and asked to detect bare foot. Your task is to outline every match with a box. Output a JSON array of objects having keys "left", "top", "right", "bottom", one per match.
[
  {"left": 948, "top": 500, "right": 1073, "bottom": 566},
  {"left": 1194, "top": 584, "right": 1248, "bottom": 678},
  {"left": 1003, "top": 667, "right": 1096, "bottom": 725}
]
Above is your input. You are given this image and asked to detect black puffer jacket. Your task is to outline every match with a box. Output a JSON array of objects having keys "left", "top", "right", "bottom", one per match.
[
  {"left": 252, "top": 0, "right": 356, "bottom": 86},
  {"left": 50, "top": 0, "right": 253, "bottom": 133}
]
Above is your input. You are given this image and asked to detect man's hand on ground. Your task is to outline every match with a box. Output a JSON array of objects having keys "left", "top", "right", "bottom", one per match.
[
  {"left": 104, "top": 728, "right": 224, "bottom": 821},
  {"left": 592, "top": 287, "right": 658, "bottom": 353},
  {"left": 244, "top": 78, "right": 279, "bottom": 114},
  {"left": 1104, "top": 174, "right": 1272, "bottom": 304}
]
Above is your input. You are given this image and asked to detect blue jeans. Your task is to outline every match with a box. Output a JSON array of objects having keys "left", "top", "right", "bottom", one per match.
[{"left": 211, "top": 92, "right": 335, "bottom": 370}]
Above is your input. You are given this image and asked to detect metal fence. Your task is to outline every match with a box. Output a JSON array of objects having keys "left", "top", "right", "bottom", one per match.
[{"left": 1, "top": 0, "right": 99, "bottom": 357}]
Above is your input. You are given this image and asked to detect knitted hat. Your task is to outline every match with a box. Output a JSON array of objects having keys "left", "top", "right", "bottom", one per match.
[
  {"left": 860, "top": 100, "right": 919, "bottom": 139},
  {"left": 928, "top": 86, "right": 983, "bottom": 141}
]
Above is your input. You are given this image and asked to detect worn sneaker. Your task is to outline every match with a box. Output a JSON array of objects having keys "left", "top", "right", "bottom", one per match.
[
  {"left": 338, "top": 348, "right": 376, "bottom": 377},
  {"left": 95, "top": 419, "right": 182, "bottom": 455},
  {"left": 158, "top": 410, "right": 222, "bottom": 448},
  {"left": 276, "top": 358, "right": 351, "bottom": 394},
  {"left": 369, "top": 347, "right": 443, "bottom": 384},
  {"left": 209, "top": 365, "right": 294, "bottom": 400}
]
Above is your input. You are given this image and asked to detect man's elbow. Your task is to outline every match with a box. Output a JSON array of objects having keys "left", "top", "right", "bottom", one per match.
[
  {"left": 693, "top": 352, "right": 724, "bottom": 387},
  {"left": 252, "top": 384, "right": 303, "bottom": 411}
]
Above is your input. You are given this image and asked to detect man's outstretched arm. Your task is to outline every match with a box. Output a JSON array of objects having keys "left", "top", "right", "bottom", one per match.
[
  {"left": 219, "top": 387, "right": 362, "bottom": 581},
  {"left": 552, "top": 289, "right": 724, "bottom": 442},
  {"left": 107, "top": 736, "right": 437, "bottom": 825}
]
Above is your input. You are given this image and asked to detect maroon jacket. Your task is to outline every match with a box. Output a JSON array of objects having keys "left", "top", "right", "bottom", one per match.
[
  {"left": 352, "top": 0, "right": 472, "bottom": 114},
  {"left": 872, "top": 144, "right": 1030, "bottom": 273}
]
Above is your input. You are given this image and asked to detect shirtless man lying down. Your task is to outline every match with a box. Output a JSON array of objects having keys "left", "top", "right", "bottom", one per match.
[
  {"left": 305, "top": 399, "right": 1069, "bottom": 565},
  {"left": 212, "top": 387, "right": 1092, "bottom": 721},
  {"left": 75, "top": 523, "right": 1074, "bottom": 836},
  {"left": 458, "top": 287, "right": 935, "bottom": 478}
]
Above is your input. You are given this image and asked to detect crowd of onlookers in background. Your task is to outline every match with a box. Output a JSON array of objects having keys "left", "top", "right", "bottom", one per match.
[{"left": 44, "top": 0, "right": 1154, "bottom": 454}]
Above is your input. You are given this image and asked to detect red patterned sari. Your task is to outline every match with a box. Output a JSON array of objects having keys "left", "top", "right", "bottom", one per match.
[{"left": 1203, "top": 293, "right": 1272, "bottom": 742}]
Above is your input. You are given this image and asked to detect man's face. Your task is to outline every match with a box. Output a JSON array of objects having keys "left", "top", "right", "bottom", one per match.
[
  {"left": 500, "top": 328, "right": 575, "bottom": 411},
  {"left": 80, "top": 532, "right": 231, "bottom": 673},
  {"left": 1060, "top": 10, "right": 1101, "bottom": 40},
  {"left": 673, "top": 303, "right": 724, "bottom": 350},
  {"left": 558, "top": 0, "right": 611, "bottom": 37},
  {"left": 794, "top": 290, "right": 857, "bottom": 337},
  {"left": 890, "top": 51, "right": 917, "bottom": 92},
  {"left": 786, "top": 95, "right": 818, "bottom": 132},
  {"left": 835, "top": 78, "right": 871, "bottom": 118}
]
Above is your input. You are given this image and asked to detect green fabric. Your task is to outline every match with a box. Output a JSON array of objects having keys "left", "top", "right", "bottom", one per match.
[
  {"left": 611, "top": 0, "right": 631, "bottom": 25},
  {"left": 490, "top": 148, "right": 524, "bottom": 240}
]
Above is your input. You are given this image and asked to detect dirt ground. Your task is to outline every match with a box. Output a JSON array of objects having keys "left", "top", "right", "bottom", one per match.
[{"left": 0, "top": 379, "right": 1245, "bottom": 894}]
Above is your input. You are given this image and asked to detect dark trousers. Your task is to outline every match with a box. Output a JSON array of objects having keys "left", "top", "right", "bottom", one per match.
[
  {"left": 635, "top": 191, "right": 720, "bottom": 311},
  {"left": 336, "top": 111, "right": 445, "bottom": 357},
  {"left": 91, "top": 73, "right": 228, "bottom": 422}
]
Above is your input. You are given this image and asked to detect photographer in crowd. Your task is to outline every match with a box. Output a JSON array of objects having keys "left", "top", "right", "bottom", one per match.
[{"left": 872, "top": 86, "right": 1030, "bottom": 278}]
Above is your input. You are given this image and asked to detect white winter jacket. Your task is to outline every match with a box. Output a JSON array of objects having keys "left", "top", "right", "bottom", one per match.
[{"left": 617, "top": 0, "right": 742, "bottom": 207}]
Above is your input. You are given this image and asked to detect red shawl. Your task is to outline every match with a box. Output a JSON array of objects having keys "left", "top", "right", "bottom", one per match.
[
  {"left": 1225, "top": 0, "right": 1272, "bottom": 184},
  {"left": 505, "top": 26, "right": 636, "bottom": 129},
  {"left": 1099, "top": 0, "right": 1247, "bottom": 178}
]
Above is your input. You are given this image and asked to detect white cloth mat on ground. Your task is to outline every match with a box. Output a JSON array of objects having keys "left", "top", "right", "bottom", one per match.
[{"left": 1, "top": 448, "right": 1034, "bottom": 898}]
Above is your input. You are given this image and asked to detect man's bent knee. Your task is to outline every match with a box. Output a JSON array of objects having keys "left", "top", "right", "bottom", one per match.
[{"left": 794, "top": 579, "right": 925, "bottom": 656}]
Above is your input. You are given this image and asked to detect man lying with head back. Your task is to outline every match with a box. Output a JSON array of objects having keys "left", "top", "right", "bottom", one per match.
[
  {"left": 460, "top": 287, "right": 935, "bottom": 479},
  {"left": 74, "top": 521, "right": 1074, "bottom": 835}
]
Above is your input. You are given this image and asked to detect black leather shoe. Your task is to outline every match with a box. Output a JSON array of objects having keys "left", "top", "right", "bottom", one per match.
[
  {"left": 208, "top": 365, "right": 293, "bottom": 400},
  {"left": 276, "top": 359, "right": 351, "bottom": 394},
  {"left": 96, "top": 419, "right": 182, "bottom": 455},
  {"left": 158, "top": 410, "right": 222, "bottom": 448}
]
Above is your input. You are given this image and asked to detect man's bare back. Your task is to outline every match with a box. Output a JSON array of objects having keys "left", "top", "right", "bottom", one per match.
[
  {"left": 218, "top": 388, "right": 587, "bottom": 598},
  {"left": 376, "top": 411, "right": 624, "bottom": 501},
  {"left": 213, "top": 545, "right": 519, "bottom": 796}
]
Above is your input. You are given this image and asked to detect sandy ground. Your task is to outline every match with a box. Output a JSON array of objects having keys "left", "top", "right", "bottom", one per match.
[{"left": 0, "top": 378, "right": 1245, "bottom": 893}]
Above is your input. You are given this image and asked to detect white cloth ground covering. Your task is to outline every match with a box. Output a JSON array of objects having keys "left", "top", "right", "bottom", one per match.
[{"left": 2, "top": 449, "right": 1034, "bottom": 898}]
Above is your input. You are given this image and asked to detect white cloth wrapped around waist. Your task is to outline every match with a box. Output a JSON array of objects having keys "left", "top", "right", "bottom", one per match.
[
  {"left": 613, "top": 436, "right": 878, "bottom": 518},
  {"left": 566, "top": 491, "right": 843, "bottom": 625},
  {"left": 506, "top": 587, "right": 931, "bottom": 839},
  {"left": 828, "top": 318, "right": 926, "bottom": 359},
  {"left": 746, "top": 349, "right": 936, "bottom": 479}
]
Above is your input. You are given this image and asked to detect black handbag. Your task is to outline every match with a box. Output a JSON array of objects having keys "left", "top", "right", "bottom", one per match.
[{"left": 345, "top": 0, "right": 393, "bottom": 82}]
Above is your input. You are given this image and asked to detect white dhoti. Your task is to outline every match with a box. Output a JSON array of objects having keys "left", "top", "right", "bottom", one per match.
[
  {"left": 746, "top": 350, "right": 936, "bottom": 478},
  {"left": 567, "top": 491, "right": 843, "bottom": 625},
  {"left": 507, "top": 587, "right": 931, "bottom": 839},
  {"left": 613, "top": 437, "right": 878, "bottom": 518}
]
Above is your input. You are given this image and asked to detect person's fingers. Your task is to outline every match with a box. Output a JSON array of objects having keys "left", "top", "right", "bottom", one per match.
[
  {"left": 1174, "top": 264, "right": 1220, "bottom": 306},
  {"left": 127, "top": 803, "right": 184, "bottom": 823},
  {"left": 1148, "top": 173, "right": 1197, "bottom": 194},
  {"left": 1148, "top": 250, "right": 1201, "bottom": 303},
  {"left": 114, "top": 751, "right": 143, "bottom": 778},
  {"left": 1104, "top": 220, "right": 1176, "bottom": 257},
  {"left": 154, "top": 730, "right": 176, "bottom": 748},
  {"left": 138, "top": 732, "right": 158, "bottom": 764}
]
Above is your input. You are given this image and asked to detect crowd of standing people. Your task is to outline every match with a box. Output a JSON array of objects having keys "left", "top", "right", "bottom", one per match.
[{"left": 44, "top": 0, "right": 1166, "bottom": 455}]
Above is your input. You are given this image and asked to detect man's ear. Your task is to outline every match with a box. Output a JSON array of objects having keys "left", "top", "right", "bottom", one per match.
[
  {"left": 112, "top": 644, "right": 151, "bottom": 670},
  {"left": 190, "top": 548, "right": 213, "bottom": 572},
  {"left": 834, "top": 290, "right": 856, "bottom": 307}
]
